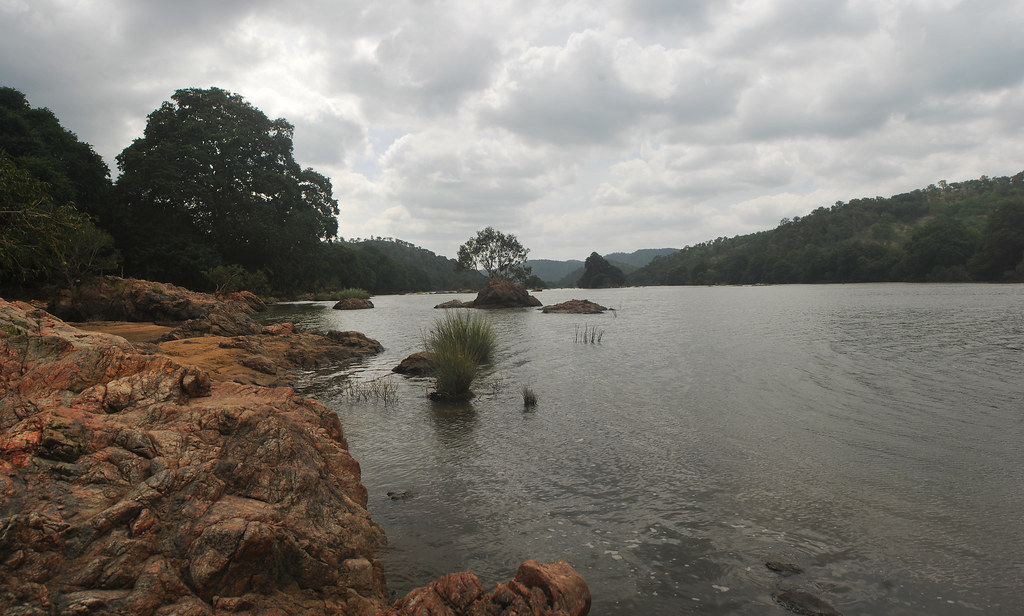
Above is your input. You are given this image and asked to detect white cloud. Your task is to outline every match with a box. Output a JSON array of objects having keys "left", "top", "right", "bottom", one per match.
[{"left": 2, "top": 0, "right": 1023, "bottom": 260}]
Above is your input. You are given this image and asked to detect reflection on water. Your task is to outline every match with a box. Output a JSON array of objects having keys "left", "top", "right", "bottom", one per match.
[{"left": 268, "top": 284, "right": 1024, "bottom": 614}]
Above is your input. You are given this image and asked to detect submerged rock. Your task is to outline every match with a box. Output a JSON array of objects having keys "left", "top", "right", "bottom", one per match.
[
  {"left": 541, "top": 299, "right": 608, "bottom": 314},
  {"left": 0, "top": 299, "right": 389, "bottom": 615},
  {"left": 379, "top": 559, "right": 590, "bottom": 616},
  {"left": 773, "top": 589, "right": 842, "bottom": 616},
  {"left": 766, "top": 561, "right": 805, "bottom": 577}
]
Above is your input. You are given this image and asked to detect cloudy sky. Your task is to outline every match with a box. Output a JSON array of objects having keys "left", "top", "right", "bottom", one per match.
[{"left": 2, "top": 0, "right": 1023, "bottom": 260}]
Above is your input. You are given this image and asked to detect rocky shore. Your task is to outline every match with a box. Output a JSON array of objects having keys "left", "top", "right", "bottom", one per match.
[{"left": 1, "top": 280, "right": 591, "bottom": 615}]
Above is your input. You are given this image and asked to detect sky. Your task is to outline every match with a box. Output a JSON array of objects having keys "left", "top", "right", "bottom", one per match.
[{"left": 2, "top": 0, "right": 1023, "bottom": 261}]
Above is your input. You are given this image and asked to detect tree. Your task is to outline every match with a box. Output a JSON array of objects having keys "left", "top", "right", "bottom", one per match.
[
  {"left": 578, "top": 252, "right": 625, "bottom": 288},
  {"left": 1, "top": 152, "right": 118, "bottom": 288},
  {"left": 456, "top": 227, "right": 531, "bottom": 282},
  {"left": 113, "top": 87, "right": 339, "bottom": 290},
  {"left": 972, "top": 199, "right": 1024, "bottom": 280},
  {"left": 0, "top": 87, "right": 112, "bottom": 222}
]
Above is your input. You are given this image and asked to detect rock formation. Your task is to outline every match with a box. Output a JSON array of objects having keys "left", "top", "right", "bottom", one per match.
[
  {"left": 391, "top": 352, "right": 435, "bottom": 376},
  {"left": 47, "top": 276, "right": 266, "bottom": 323},
  {"left": 333, "top": 298, "right": 374, "bottom": 310},
  {"left": 470, "top": 280, "right": 541, "bottom": 308},
  {"left": 540, "top": 300, "right": 608, "bottom": 314},
  {"left": 379, "top": 560, "right": 590, "bottom": 616},
  {"left": 433, "top": 299, "right": 474, "bottom": 309},
  {"left": 0, "top": 299, "right": 388, "bottom": 615}
]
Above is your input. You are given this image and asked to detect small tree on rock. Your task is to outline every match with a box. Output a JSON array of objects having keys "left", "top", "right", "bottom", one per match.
[{"left": 456, "top": 227, "right": 531, "bottom": 283}]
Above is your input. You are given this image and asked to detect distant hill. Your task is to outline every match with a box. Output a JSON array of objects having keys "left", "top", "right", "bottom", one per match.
[
  {"left": 527, "top": 248, "right": 675, "bottom": 286},
  {"left": 525, "top": 259, "right": 583, "bottom": 285},
  {"left": 629, "top": 171, "right": 1024, "bottom": 285},
  {"left": 604, "top": 248, "right": 678, "bottom": 267},
  {"left": 348, "top": 238, "right": 486, "bottom": 291}
]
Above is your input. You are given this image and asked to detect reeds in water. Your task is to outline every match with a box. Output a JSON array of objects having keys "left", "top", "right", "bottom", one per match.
[
  {"left": 425, "top": 310, "right": 497, "bottom": 399},
  {"left": 343, "top": 374, "right": 400, "bottom": 405},
  {"left": 574, "top": 323, "right": 605, "bottom": 344},
  {"left": 520, "top": 384, "right": 538, "bottom": 409}
]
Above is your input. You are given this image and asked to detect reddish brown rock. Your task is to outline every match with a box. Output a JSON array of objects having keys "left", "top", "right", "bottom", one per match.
[
  {"left": 378, "top": 560, "right": 590, "bottom": 616},
  {"left": 471, "top": 280, "right": 541, "bottom": 308},
  {"left": 333, "top": 298, "right": 374, "bottom": 310},
  {"left": 392, "top": 352, "right": 435, "bottom": 376},
  {"left": 47, "top": 276, "right": 266, "bottom": 323},
  {"left": 0, "top": 299, "right": 388, "bottom": 615},
  {"left": 541, "top": 300, "right": 608, "bottom": 314}
]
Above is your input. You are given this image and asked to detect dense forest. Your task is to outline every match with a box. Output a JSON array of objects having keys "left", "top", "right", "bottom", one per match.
[{"left": 630, "top": 174, "right": 1024, "bottom": 285}]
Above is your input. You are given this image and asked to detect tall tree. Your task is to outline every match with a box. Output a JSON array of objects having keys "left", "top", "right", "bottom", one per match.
[
  {"left": 456, "top": 227, "right": 531, "bottom": 282},
  {"left": 113, "top": 87, "right": 339, "bottom": 290}
]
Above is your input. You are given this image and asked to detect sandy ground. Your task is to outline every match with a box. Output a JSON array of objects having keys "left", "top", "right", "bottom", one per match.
[
  {"left": 73, "top": 321, "right": 283, "bottom": 386},
  {"left": 73, "top": 321, "right": 174, "bottom": 343}
]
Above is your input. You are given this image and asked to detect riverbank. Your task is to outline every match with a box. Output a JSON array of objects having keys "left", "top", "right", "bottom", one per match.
[{"left": 1, "top": 278, "right": 591, "bottom": 615}]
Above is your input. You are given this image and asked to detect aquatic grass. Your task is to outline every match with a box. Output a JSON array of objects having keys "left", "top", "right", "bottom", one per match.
[
  {"left": 424, "top": 310, "right": 497, "bottom": 399},
  {"left": 342, "top": 374, "right": 400, "bottom": 405},
  {"left": 520, "top": 384, "right": 538, "bottom": 409},
  {"left": 574, "top": 323, "right": 605, "bottom": 344}
]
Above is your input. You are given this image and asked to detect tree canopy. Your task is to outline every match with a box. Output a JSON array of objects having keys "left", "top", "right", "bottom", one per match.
[
  {"left": 456, "top": 227, "right": 531, "bottom": 282},
  {"left": 1, "top": 152, "right": 118, "bottom": 288},
  {"left": 113, "top": 87, "right": 339, "bottom": 291},
  {"left": 0, "top": 86, "right": 112, "bottom": 222},
  {"left": 578, "top": 252, "right": 625, "bottom": 288}
]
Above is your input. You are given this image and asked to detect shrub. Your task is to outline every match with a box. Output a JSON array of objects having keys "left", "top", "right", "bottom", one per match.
[{"left": 425, "top": 310, "right": 496, "bottom": 399}]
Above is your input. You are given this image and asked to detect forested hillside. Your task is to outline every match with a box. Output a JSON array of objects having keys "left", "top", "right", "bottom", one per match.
[
  {"left": 347, "top": 238, "right": 485, "bottom": 291},
  {"left": 630, "top": 173, "right": 1024, "bottom": 285}
]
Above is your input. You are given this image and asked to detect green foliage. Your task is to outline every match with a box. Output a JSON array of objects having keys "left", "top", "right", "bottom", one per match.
[
  {"left": 424, "top": 310, "right": 497, "bottom": 398},
  {"left": 630, "top": 171, "right": 1024, "bottom": 285},
  {"left": 113, "top": 87, "right": 339, "bottom": 291},
  {"left": 352, "top": 238, "right": 487, "bottom": 290},
  {"left": 457, "top": 227, "right": 531, "bottom": 283},
  {"left": 523, "top": 274, "right": 547, "bottom": 288},
  {"left": 1, "top": 153, "right": 118, "bottom": 288},
  {"left": 0, "top": 87, "right": 112, "bottom": 222},
  {"left": 578, "top": 252, "right": 626, "bottom": 288},
  {"left": 312, "top": 288, "right": 371, "bottom": 301},
  {"left": 203, "top": 264, "right": 270, "bottom": 295}
]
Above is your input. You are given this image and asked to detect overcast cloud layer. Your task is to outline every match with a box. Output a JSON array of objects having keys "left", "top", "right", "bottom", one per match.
[{"left": 3, "top": 0, "right": 1023, "bottom": 260}]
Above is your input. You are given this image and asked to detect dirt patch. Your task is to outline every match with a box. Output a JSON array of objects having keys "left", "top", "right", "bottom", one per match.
[
  {"left": 73, "top": 320, "right": 175, "bottom": 343},
  {"left": 159, "top": 336, "right": 284, "bottom": 386}
]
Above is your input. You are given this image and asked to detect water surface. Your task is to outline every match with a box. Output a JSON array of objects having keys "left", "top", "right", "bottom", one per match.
[{"left": 264, "top": 284, "right": 1024, "bottom": 614}]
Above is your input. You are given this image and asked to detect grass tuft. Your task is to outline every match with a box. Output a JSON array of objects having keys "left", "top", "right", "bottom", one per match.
[
  {"left": 520, "top": 384, "right": 538, "bottom": 409},
  {"left": 425, "top": 310, "right": 497, "bottom": 399}
]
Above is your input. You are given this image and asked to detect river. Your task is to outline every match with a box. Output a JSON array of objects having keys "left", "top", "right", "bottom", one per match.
[{"left": 262, "top": 284, "right": 1024, "bottom": 615}]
